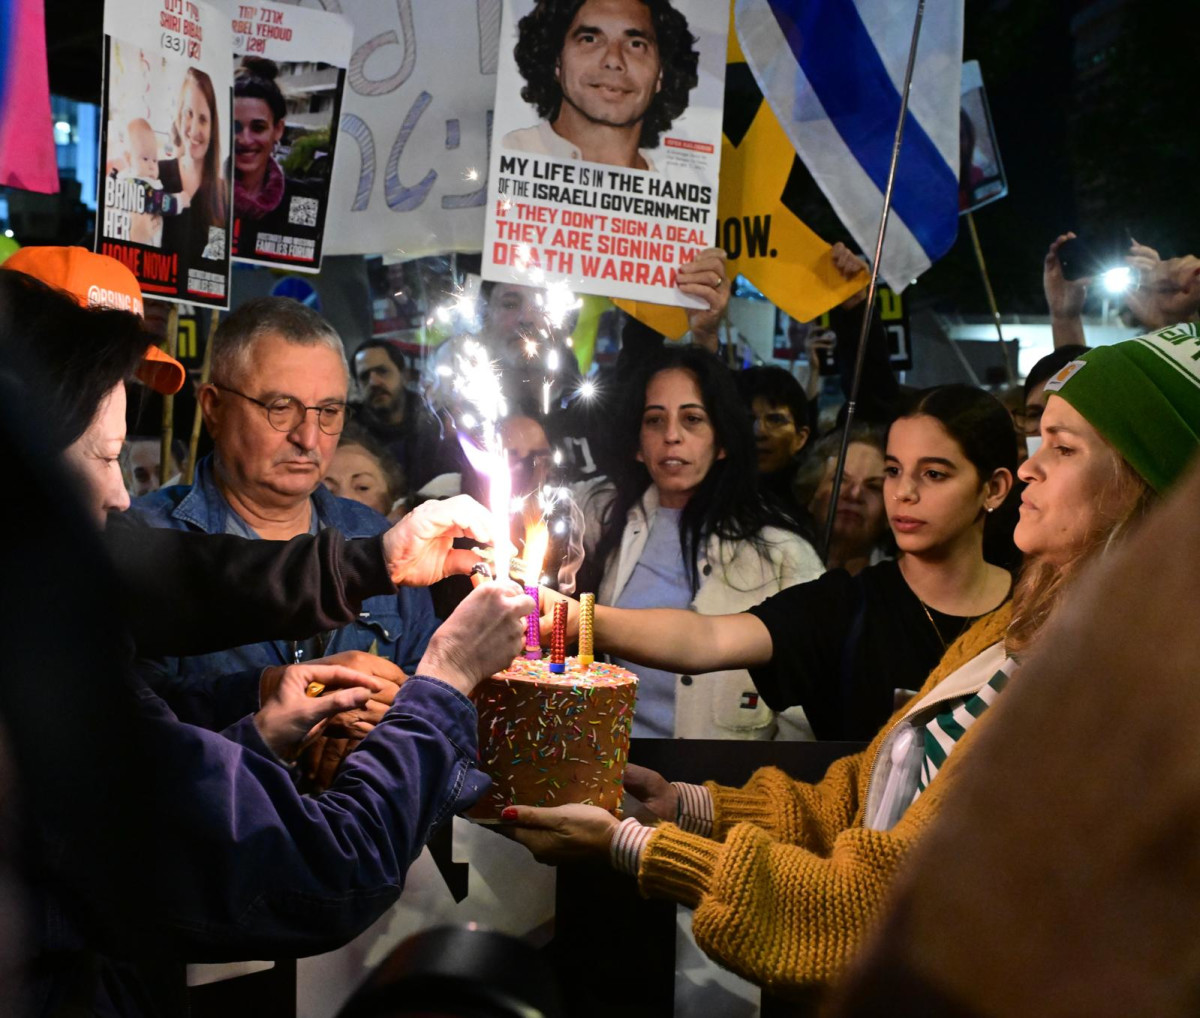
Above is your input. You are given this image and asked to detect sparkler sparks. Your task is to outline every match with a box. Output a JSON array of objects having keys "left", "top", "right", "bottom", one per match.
[
  {"left": 448, "top": 339, "right": 513, "bottom": 582},
  {"left": 542, "top": 280, "right": 581, "bottom": 329}
]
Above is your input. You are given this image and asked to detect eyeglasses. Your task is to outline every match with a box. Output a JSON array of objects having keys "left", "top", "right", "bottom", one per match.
[{"left": 213, "top": 384, "right": 348, "bottom": 435}]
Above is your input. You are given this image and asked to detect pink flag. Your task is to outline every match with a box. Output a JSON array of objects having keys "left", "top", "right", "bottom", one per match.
[{"left": 0, "top": 0, "right": 59, "bottom": 193}]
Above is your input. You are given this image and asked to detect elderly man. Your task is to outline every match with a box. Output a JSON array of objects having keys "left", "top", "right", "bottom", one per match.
[{"left": 134, "top": 296, "right": 440, "bottom": 731}]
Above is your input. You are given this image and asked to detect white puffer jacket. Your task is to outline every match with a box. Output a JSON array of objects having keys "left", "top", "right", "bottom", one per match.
[{"left": 583, "top": 482, "right": 823, "bottom": 740}]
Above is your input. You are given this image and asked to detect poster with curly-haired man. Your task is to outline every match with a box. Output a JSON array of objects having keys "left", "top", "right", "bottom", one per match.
[{"left": 484, "top": 0, "right": 727, "bottom": 307}]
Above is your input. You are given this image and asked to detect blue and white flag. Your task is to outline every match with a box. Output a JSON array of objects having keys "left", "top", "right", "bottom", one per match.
[{"left": 735, "top": 0, "right": 963, "bottom": 290}]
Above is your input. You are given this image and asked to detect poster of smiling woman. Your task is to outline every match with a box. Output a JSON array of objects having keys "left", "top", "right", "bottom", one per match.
[
  {"left": 483, "top": 0, "right": 727, "bottom": 308},
  {"left": 227, "top": 2, "right": 353, "bottom": 271},
  {"left": 97, "top": 0, "right": 233, "bottom": 308}
]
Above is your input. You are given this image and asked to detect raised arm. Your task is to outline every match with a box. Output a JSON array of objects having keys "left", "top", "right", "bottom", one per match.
[
  {"left": 539, "top": 594, "right": 773, "bottom": 674},
  {"left": 113, "top": 494, "right": 500, "bottom": 658},
  {"left": 1043, "top": 232, "right": 1090, "bottom": 348}
]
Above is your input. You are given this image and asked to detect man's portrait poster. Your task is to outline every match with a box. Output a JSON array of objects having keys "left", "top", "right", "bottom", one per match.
[{"left": 483, "top": 0, "right": 727, "bottom": 307}]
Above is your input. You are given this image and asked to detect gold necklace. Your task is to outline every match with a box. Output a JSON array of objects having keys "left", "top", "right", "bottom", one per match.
[
  {"left": 918, "top": 599, "right": 951, "bottom": 652},
  {"left": 919, "top": 599, "right": 1000, "bottom": 652},
  {"left": 905, "top": 557, "right": 992, "bottom": 652}
]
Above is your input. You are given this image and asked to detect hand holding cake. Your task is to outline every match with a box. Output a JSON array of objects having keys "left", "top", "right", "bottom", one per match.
[
  {"left": 499, "top": 803, "right": 619, "bottom": 865},
  {"left": 621, "top": 763, "right": 677, "bottom": 822}
]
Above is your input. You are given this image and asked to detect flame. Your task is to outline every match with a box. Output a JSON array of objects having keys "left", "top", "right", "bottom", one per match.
[{"left": 520, "top": 519, "right": 550, "bottom": 586}]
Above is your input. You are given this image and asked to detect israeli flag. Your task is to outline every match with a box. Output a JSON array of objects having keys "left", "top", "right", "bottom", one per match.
[{"left": 736, "top": 0, "right": 964, "bottom": 291}]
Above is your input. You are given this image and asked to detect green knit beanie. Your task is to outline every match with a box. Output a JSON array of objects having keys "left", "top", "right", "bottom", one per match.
[{"left": 1044, "top": 322, "right": 1200, "bottom": 493}]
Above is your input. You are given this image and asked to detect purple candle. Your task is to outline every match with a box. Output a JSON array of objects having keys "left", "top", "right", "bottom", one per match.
[{"left": 524, "top": 584, "right": 541, "bottom": 659}]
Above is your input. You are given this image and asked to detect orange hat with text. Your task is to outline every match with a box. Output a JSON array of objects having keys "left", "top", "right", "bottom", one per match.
[{"left": 4, "top": 245, "right": 185, "bottom": 395}]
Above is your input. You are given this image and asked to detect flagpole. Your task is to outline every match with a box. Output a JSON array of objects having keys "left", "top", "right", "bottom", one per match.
[
  {"left": 966, "top": 211, "right": 1015, "bottom": 383},
  {"left": 821, "top": 0, "right": 927, "bottom": 563}
]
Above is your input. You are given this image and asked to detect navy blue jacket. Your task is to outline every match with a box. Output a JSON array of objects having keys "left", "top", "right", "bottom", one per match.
[
  {"left": 131, "top": 456, "right": 439, "bottom": 730},
  {"left": 134, "top": 674, "right": 487, "bottom": 957}
]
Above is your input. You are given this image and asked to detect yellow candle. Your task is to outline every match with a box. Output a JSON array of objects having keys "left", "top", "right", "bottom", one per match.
[{"left": 578, "top": 592, "right": 595, "bottom": 667}]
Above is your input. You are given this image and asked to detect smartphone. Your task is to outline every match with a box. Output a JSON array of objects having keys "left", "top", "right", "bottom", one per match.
[{"left": 1055, "top": 236, "right": 1098, "bottom": 281}]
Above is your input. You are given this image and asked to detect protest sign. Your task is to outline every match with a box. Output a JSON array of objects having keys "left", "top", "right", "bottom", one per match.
[
  {"left": 97, "top": 0, "right": 233, "bottom": 308},
  {"left": 482, "top": 0, "right": 727, "bottom": 307},
  {"left": 229, "top": 2, "right": 353, "bottom": 271},
  {"left": 959, "top": 60, "right": 1007, "bottom": 215},
  {"left": 320, "top": 1, "right": 498, "bottom": 260}
]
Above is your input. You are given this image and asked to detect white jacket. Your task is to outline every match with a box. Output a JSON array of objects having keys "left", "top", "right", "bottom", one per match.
[{"left": 584, "top": 483, "right": 823, "bottom": 740}]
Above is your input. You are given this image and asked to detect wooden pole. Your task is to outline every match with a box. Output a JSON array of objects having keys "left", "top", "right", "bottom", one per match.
[
  {"left": 184, "top": 309, "right": 220, "bottom": 485},
  {"left": 160, "top": 305, "right": 179, "bottom": 486},
  {"left": 966, "top": 211, "right": 1015, "bottom": 383}
]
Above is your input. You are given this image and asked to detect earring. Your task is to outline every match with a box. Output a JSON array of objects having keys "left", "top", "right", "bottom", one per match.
[{"left": 985, "top": 505, "right": 995, "bottom": 514}]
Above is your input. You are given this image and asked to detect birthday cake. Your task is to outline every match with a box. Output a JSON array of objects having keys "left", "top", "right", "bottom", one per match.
[{"left": 469, "top": 657, "right": 638, "bottom": 820}]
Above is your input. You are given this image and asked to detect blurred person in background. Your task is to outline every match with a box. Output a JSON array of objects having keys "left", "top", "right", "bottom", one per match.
[
  {"left": 736, "top": 365, "right": 813, "bottom": 524},
  {"left": 1044, "top": 232, "right": 1200, "bottom": 348},
  {"left": 796, "top": 424, "right": 889, "bottom": 575},
  {"left": 353, "top": 339, "right": 453, "bottom": 492},
  {"left": 324, "top": 420, "right": 408, "bottom": 520},
  {"left": 121, "top": 435, "right": 186, "bottom": 496}
]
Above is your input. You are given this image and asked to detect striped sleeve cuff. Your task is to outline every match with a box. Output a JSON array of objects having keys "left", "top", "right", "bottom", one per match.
[
  {"left": 610, "top": 816, "right": 655, "bottom": 876},
  {"left": 672, "top": 782, "right": 713, "bottom": 836}
]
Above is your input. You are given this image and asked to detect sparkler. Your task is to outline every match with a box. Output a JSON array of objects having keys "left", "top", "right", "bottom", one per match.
[{"left": 447, "top": 338, "right": 513, "bottom": 583}]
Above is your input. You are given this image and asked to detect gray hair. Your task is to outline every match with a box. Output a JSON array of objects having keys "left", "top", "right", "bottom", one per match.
[{"left": 210, "top": 297, "right": 347, "bottom": 388}]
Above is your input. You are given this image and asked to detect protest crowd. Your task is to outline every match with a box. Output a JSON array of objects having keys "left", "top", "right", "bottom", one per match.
[{"left": 2, "top": 0, "right": 1200, "bottom": 1016}]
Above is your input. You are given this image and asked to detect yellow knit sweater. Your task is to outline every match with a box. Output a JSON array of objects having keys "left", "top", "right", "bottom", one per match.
[{"left": 636, "top": 605, "right": 1012, "bottom": 997}]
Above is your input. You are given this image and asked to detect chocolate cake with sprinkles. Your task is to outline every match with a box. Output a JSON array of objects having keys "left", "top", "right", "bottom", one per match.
[{"left": 469, "top": 657, "right": 638, "bottom": 820}]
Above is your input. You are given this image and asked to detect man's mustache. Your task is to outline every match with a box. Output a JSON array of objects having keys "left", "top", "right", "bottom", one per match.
[{"left": 275, "top": 449, "right": 322, "bottom": 465}]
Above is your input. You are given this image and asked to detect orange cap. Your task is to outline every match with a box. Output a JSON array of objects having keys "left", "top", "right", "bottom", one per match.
[{"left": 3, "top": 245, "right": 186, "bottom": 395}]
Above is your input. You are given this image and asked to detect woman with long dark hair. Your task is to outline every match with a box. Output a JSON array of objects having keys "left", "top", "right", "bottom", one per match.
[{"left": 581, "top": 345, "right": 822, "bottom": 739}]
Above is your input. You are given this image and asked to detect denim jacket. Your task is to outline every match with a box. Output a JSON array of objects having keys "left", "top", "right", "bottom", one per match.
[{"left": 131, "top": 455, "right": 439, "bottom": 730}]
